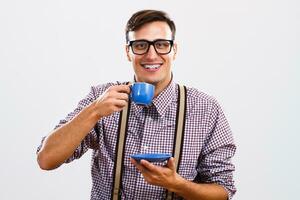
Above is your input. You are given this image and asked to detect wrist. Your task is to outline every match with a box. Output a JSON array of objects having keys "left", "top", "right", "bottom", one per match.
[
  {"left": 169, "top": 174, "right": 189, "bottom": 194},
  {"left": 76, "top": 101, "right": 101, "bottom": 126},
  {"left": 87, "top": 101, "right": 103, "bottom": 122}
]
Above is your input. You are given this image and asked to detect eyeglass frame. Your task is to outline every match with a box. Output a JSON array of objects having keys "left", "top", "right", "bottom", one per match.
[{"left": 127, "top": 39, "right": 174, "bottom": 55}]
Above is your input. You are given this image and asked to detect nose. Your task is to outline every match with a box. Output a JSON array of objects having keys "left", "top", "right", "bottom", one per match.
[{"left": 144, "top": 45, "right": 159, "bottom": 59}]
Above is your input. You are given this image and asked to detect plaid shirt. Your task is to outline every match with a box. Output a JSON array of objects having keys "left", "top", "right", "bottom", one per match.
[{"left": 37, "top": 80, "right": 236, "bottom": 199}]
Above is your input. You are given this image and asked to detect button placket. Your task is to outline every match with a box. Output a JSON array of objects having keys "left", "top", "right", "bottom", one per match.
[{"left": 140, "top": 108, "right": 152, "bottom": 154}]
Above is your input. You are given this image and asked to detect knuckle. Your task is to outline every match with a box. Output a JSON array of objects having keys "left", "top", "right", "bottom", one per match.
[{"left": 107, "top": 85, "right": 116, "bottom": 92}]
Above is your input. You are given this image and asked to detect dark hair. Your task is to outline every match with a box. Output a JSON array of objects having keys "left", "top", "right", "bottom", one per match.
[{"left": 125, "top": 10, "right": 176, "bottom": 42}]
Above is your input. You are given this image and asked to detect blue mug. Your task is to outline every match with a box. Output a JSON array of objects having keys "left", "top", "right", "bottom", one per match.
[{"left": 130, "top": 82, "right": 155, "bottom": 106}]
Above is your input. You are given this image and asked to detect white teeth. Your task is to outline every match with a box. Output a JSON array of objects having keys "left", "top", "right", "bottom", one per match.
[{"left": 143, "top": 65, "right": 160, "bottom": 69}]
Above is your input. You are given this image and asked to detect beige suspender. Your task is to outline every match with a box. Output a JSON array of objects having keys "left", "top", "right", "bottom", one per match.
[
  {"left": 174, "top": 84, "right": 186, "bottom": 172},
  {"left": 166, "top": 84, "right": 186, "bottom": 200},
  {"left": 112, "top": 102, "right": 129, "bottom": 200},
  {"left": 112, "top": 84, "right": 186, "bottom": 200}
]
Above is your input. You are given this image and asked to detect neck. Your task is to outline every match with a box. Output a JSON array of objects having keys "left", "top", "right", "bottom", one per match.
[
  {"left": 153, "top": 79, "right": 171, "bottom": 97},
  {"left": 154, "top": 73, "right": 173, "bottom": 97}
]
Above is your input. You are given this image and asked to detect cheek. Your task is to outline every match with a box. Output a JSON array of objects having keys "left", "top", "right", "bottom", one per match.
[
  {"left": 164, "top": 56, "right": 174, "bottom": 64},
  {"left": 133, "top": 56, "right": 143, "bottom": 65},
  {"left": 133, "top": 58, "right": 140, "bottom": 66}
]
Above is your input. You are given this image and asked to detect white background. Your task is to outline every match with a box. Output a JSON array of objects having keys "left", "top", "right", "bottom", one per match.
[{"left": 0, "top": 0, "right": 299, "bottom": 199}]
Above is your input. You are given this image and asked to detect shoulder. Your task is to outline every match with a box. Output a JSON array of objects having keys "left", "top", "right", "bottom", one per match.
[
  {"left": 185, "top": 86, "right": 218, "bottom": 106},
  {"left": 182, "top": 86, "right": 223, "bottom": 118}
]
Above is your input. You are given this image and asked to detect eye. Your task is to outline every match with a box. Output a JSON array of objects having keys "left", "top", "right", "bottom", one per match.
[
  {"left": 155, "top": 41, "right": 170, "bottom": 49},
  {"left": 132, "top": 41, "right": 148, "bottom": 50}
]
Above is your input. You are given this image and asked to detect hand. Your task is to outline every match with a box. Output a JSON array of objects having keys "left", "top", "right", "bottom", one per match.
[
  {"left": 94, "top": 85, "right": 130, "bottom": 118},
  {"left": 130, "top": 157, "right": 184, "bottom": 191},
  {"left": 131, "top": 158, "right": 229, "bottom": 200}
]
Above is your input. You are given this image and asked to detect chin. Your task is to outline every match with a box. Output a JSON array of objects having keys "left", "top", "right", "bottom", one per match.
[{"left": 141, "top": 78, "right": 160, "bottom": 85}]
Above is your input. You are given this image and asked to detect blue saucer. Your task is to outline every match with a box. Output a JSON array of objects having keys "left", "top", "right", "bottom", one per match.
[{"left": 131, "top": 153, "right": 172, "bottom": 162}]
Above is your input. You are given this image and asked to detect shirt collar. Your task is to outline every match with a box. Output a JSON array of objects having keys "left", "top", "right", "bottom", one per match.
[{"left": 152, "top": 80, "right": 177, "bottom": 118}]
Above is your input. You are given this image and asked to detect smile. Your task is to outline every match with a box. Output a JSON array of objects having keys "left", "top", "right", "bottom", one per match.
[{"left": 142, "top": 64, "right": 161, "bottom": 70}]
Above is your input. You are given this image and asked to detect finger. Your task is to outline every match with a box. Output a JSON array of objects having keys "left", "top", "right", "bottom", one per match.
[
  {"left": 140, "top": 159, "right": 158, "bottom": 173},
  {"left": 115, "top": 92, "right": 129, "bottom": 101},
  {"left": 132, "top": 159, "right": 148, "bottom": 173},
  {"left": 167, "top": 157, "right": 176, "bottom": 171},
  {"left": 113, "top": 85, "right": 131, "bottom": 94},
  {"left": 112, "top": 98, "right": 127, "bottom": 106},
  {"left": 130, "top": 158, "right": 137, "bottom": 165},
  {"left": 130, "top": 158, "right": 140, "bottom": 169}
]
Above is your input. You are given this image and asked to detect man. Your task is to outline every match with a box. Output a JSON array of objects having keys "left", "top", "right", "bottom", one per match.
[{"left": 37, "top": 10, "right": 236, "bottom": 200}]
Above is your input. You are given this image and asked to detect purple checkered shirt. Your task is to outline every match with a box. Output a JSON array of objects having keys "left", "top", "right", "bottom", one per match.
[{"left": 37, "top": 80, "right": 236, "bottom": 199}]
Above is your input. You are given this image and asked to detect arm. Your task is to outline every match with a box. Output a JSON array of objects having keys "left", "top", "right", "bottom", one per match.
[
  {"left": 170, "top": 165, "right": 228, "bottom": 200},
  {"left": 37, "top": 85, "right": 130, "bottom": 170},
  {"left": 37, "top": 102, "right": 99, "bottom": 170},
  {"left": 172, "top": 180, "right": 227, "bottom": 200},
  {"left": 131, "top": 158, "right": 228, "bottom": 200}
]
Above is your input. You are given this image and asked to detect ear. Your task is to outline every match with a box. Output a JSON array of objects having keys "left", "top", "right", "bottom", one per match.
[
  {"left": 125, "top": 45, "right": 132, "bottom": 62},
  {"left": 172, "top": 43, "right": 177, "bottom": 60}
]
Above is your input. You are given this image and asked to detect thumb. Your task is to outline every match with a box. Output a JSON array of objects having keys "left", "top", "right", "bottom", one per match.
[{"left": 167, "top": 157, "right": 176, "bottom": 171}]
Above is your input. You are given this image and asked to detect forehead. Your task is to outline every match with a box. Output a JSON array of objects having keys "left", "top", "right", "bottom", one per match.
[{"left": 128, "top": 21, "right": 172, "bottom": 41}]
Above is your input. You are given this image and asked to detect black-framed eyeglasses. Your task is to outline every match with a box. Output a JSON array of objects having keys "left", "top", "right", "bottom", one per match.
[{"left": 128, "top": 39, "right": 174, "bottom": 55}]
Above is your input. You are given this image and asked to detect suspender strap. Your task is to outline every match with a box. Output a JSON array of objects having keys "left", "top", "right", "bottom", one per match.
[
  {"left": 166, "top": 84, "right": 187, "bottom": 200},
  {"left": 111, "top": 100, "right": 131, "bottom": 200},
  {"left": 174, "top": 84, "right": 187, "bottom": 172}
]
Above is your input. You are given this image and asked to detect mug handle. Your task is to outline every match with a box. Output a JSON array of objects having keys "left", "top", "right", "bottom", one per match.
[{"left": 128, "top": 82, "right": 133, "bottom": 99}]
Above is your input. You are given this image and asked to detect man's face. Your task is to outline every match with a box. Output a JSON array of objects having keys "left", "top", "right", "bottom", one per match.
[{"left": 126, "top": 21, "right": 177, "bottom": 89}]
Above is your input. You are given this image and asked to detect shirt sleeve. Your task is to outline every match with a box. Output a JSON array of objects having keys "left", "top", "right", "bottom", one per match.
[
  {"left": 36, "top": 85, "right": 105, "bottom": 164},
  {"left": 196, "top": 99, "right": 236, "bottom": 199}
]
